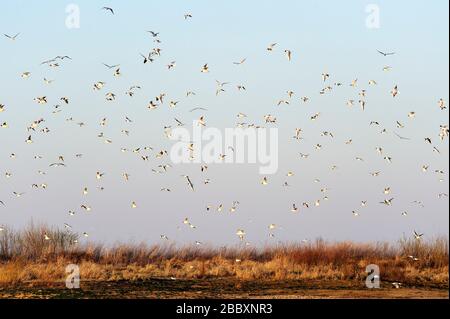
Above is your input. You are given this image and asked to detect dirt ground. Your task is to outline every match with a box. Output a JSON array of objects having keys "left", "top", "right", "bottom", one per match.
[{"left": 0, "top": 278, "right": 448, "bottom": 299}]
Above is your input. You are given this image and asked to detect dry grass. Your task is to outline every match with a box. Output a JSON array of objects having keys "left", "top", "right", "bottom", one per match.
[{"left": 0, "top": 224, "right": 448, "bottom": 287}]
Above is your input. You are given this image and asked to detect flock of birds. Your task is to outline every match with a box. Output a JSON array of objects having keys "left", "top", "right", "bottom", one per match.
[{"left": 0, "top": 6, "right": 448, "bottom": 269}]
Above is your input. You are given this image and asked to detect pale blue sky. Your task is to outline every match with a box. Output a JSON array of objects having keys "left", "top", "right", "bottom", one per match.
[{"left": 0, "top": 1, "right": 448, "bottom": 246}]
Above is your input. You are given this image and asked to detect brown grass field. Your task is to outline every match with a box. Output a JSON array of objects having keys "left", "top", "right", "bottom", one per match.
[{"left": 0, "top": 224, "right": 448, "bottom": 299}]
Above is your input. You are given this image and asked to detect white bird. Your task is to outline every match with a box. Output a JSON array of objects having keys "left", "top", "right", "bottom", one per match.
[
  {"left": 44, "top": 78, "right": 54, "bottom": 85},
  {"left": 391, "top": 85, "right": 399, "bottom": 97},
  {"left": 438, "top": 98, "right": 446, "bottom": 110},
  {"left": 284, "top": 50, "right": 292, "bottom": 61},
  {"left": 93, "top": 82, "right": 106, "bottom": 91},
  {"left": 236, "top": 229, "right": 246, "bottom": 241},
  {"left": 267, "top": 43, "right": 277, "bottom": 51},
  {"left": 380, "top": 198, "right": 394, "bottom": 206},
  {"left": 140, "top": 53, "right": 154, "bottom": 64},
  {"left": 13, "top": 192, "right": 25, "bottom": 198},
  {"left": 4, "top": 33, "right": 20, "bottom": 41},
  {"left": 201, "top": 64, "right": 209, "bottom": 73},
  {"left": 233, "top": 58, "right": 247, "bottom": 65},
  {"left": 197, "top": 116, "right": 206, "bottom": 127},
  {"left": 81, "top": 205, "right": 91, "bottom": 212},
  {"left": 392, "top": 282, "right": 402, "bottom": 289},
  {"left": 377, "top": 50, "right": 395, "bottom": 57},
  {"left": 105, "top": 92, "right": 116, "bottom": 101},
  {"left": 300, "top": 153, "right": 310, "bottom": 159},
  {"left": 34, "top": 96, "right": 47, "bottom": 104},
  {"left": 167, "top": 61, "right": 176, "bottom": 70},
  {"left": 261, "top": 177, "right": 269, "bottom": 186},
  {"left": 413, "top": 231, "right": 424, "bottom": 240},
  {"left": 113, "top": 68, "right": 121, "bottom": 77}
]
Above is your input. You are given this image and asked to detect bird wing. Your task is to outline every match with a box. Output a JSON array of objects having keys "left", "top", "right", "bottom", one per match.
[
  {"left": 186, "top": 177, "right": 194, "bottom": 191},
  {"left": 103, "top": 7, "right": 114, "bottom": 14},
  {"left": 394, "top": 132, "right": 411, "bottom": 140}
]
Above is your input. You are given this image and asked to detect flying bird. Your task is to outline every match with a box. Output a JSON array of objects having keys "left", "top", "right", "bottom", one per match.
[
  {"left": 102, "top": 7, "right": 114, "bottom": 14},
  {"left": 102, "top": 63, "right": 120, "bottom": 69},
  {"left": 233, "top": 58, "right": 247, "bottom": 65},
  {"left": 394, "top": 132, "right": 411, "bottom": 140},
  {"left": 201, "top": 64, "right": 209, "bottom": 73},
  {"left": 147, "top": 31, "right": 160, "bottom": 37},
  {"left": 377, "top": 50, "right": 396, "bottom": 56},
  {"left": 391, "top": 85, "right": 399, "bottom": 97},
  {"left": 413, "top": 231, "right": 424, "bottom": 240},
  {"left": 284, "top": 50, "right": 292, "bottom": 61},
  {"left": 267, "top": 43, "right": 277, "bottom": 51},
  {"left": 4, "top": 33, "right": 20, "bottom": 41}
]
